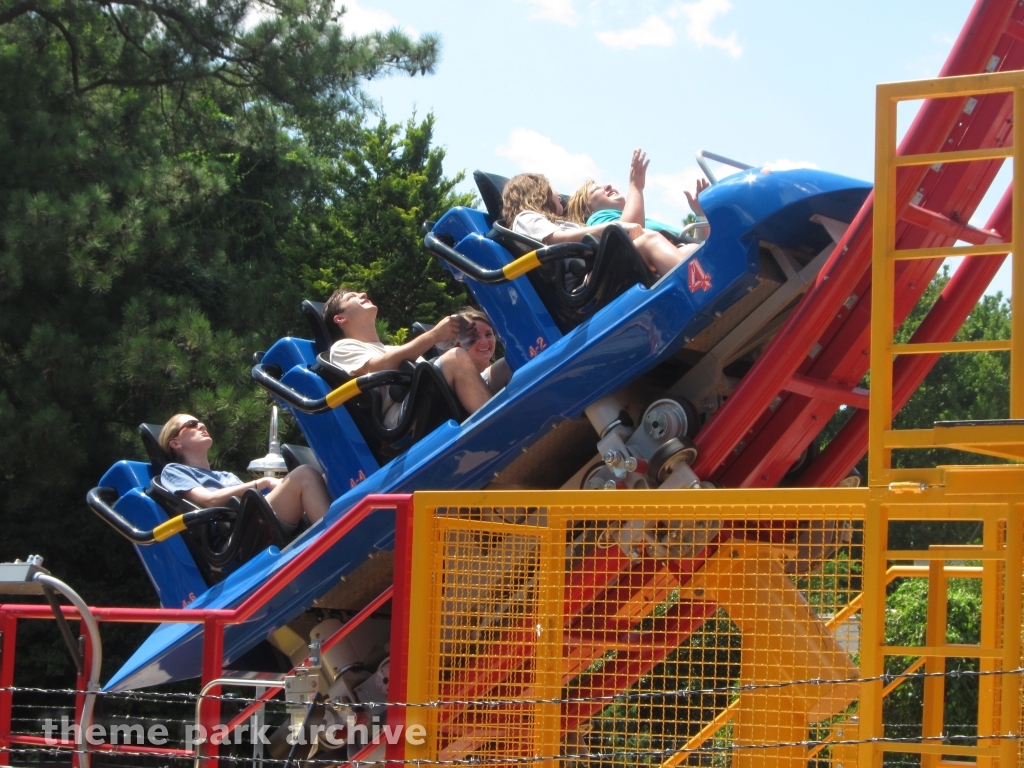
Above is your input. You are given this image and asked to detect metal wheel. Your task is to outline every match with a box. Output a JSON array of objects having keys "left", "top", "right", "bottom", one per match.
[
  {"left": 641, "top": 396, "right": 701, "bottom": 442},
  {"left": 647, "top": 437, "right": 699, "bottom": 483},
  {"left": 581, "top": 461, "right": 619, "bottom": 490},
  {"left": 784, "top": 439, "right": 821, "bottom": 479}
]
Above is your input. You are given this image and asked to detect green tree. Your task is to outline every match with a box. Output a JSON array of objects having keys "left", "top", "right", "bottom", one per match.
[
  {"left": 892, "top": 269, "right": 1011, "bottom": 460},
  {"left": 0, "top": 0, "right": 469, "bottom": 687},
  {"left": 884, "top": 576, "right": 982, "bottom": 742},
  {"left": 819, "top": 266, "right": 1012, "bottom": 483},
  {"left": 302, "top": 114, "right": 476, "bottom": 330}
]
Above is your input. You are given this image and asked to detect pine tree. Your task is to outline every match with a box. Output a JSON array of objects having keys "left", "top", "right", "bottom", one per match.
[{"left": 0, "top": 0, "right": 467, "bottom": 684}]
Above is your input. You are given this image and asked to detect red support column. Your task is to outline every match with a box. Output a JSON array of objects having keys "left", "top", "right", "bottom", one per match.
[
  {"left": 690, "top": 0, "right": 1021, "bottom": 482},
  {"left": 803, "top": 185, "right": 1013, "bottom": 487},
  {"left": 385, "top": 496, "right": 414, "bottom": 768},
  {"left": 199, "top": 618, "right": 224, "bottom": 766},
  {"left": 0, "top": 613, "right": 17, "bottom": 767}
]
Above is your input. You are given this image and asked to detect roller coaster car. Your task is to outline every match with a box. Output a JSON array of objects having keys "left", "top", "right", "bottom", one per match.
[
  {"left": 255, "top": 162, "right": 871, "bottom": 498},
  {"left": 425, "top": 164, "right": 871, "bottom": 491},
  {"left": 85, "top": 424, "right": 316, "bottom": 609},
  {"left": 100, "top": 158, "right": 872, "bottom": 691}
]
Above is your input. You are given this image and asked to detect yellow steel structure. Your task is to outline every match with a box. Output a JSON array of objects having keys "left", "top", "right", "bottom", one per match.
[
  {"left": 870, "top": 69, "right": 1024, "bottom": 479},
  {"left": 400, "top": 481, "right": 1023, "bottom": 768},
  {"left": 396, "top": 70, "right": 1024, "bottom": 768}
]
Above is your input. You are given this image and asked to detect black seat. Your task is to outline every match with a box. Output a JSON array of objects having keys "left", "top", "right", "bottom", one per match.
[
  {"left": 488, "top": 220, "right": 655, "bottom": 334},
  {"left": 149, "top": 474, "right": 204, "bottom": 516},
  {"left": 312, "top": 352, "right": 466, "bottom": 461},
  {"left": 487, "top": 219, "right": 544, "bottom": 256},
  {"left": 298, "top": 300, "right": 462, "bottom": 460},
  {"left": 474, "top": 170, "right": 509, "bottom": 222},
  {"left": 194, "top": 489, "right": 288, "bottom": 575},
  {"left": 139, "top": 423, "right": 171, "bottom": 473},
  {"left": 473, "top": 170, "right": 569, "bottom": 221},
  {"left": 308, "top": 354, "right": 392, "bottom": 462},
  {"left": 302, "top": 300, "right": 343, "bottom": 356},
  {"left": 282, "top": 444, "right": 323, "bottom": 474},
  {"left": 485, "top": 219, "right": 594, "bottom": 292}
]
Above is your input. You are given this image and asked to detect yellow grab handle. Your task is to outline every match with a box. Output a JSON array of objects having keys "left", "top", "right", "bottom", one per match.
[
  {"left": 501, "top": 251, "right": 541, "bottom": 280},
  {"left": 325, "top": 378, "right": 363, "bottom": 409},
  {"left": 153, "top": 515, "right": 188, "bottom": 542}
]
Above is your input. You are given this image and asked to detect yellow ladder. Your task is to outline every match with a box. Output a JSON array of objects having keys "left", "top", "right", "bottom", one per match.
[{"left": 870, "top": 70, "right": 1024, "bottom": 485}]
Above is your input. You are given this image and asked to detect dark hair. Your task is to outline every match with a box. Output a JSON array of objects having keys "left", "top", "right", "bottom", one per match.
[
  {"left": 322, "top": 289, "right": 351, "bottom": 336},
  {"left": 459, "top": 306, "right": 493, "bottom": 335}
]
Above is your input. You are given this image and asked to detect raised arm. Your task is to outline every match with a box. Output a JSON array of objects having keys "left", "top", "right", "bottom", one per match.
[
  {"left": 620, "top": 148, "right": 648, "bottom": 226},
  {"left": 359, "top": 316, "right": 466, "bottom": 373},
  {"left": 685, "top": 177, "right": 709, "bottom": 219}
]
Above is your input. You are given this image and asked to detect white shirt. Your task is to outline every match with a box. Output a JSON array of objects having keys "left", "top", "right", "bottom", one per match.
[
  {"left": 512, "top": 211, "right": 582, "bottom": 243},
  {"left": 329, "top": 338, "right": 403, "bottom": 428},
  {"left": 330, "top": 338, "right": 391, "bottom": 376}
]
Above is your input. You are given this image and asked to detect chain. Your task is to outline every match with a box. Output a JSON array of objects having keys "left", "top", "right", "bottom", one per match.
[
  {"left": 10, "top": 708, "right": 194, "bottom": 727},
  {"left": 3, "top": 666, "right": 1020, "bottom": 708},
  {"left": 3, "top": 732, "right": 1022, "bottom": 766}
]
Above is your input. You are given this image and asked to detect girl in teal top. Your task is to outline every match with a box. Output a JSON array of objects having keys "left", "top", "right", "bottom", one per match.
[{"left": 566, "top": 149, "right": 708, "bottom": 239}]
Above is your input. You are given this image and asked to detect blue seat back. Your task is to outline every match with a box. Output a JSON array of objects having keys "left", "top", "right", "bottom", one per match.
[
  {"left": 97, "top": 461, "right": 209, "bottom": 608},
  {"left": 261, "top": 337, "right": 379, "bottom": 497},
  {"left": 432, "top": 207, "right": 563, "bottom": 371}
]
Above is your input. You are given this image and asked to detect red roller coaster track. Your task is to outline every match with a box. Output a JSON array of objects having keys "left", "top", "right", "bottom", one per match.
[{"left": 692, "top": 0, "right": 1021, "bottom": 489}]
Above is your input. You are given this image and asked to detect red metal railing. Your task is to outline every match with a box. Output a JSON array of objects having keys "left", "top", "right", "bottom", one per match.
[{"left": 0, "top": 494, "right": 412, "bottom": 767}]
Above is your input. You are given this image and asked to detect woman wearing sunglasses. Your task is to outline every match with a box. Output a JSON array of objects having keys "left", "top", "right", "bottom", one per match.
[{"left": 157, "top": 413, "right": 331, "bottom": 530}]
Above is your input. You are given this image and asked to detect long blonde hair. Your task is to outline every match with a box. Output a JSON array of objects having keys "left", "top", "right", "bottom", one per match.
[
  {"left": 501, "top": 174, "right": 560, "bottom": 226},
  {"left": 566, "top": 179, "right": 596, "bottom": 224}
]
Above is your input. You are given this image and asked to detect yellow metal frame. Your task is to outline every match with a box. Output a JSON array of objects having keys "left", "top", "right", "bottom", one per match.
[
  {"left": 870, "top": 70, "right": 1024, "bottom": 485},
  {"left": 857, "top": 476, "right": 1023, "bottom": 768},
  {"left": 399, "top": 482, "right": 1023, "bottom": 768}
]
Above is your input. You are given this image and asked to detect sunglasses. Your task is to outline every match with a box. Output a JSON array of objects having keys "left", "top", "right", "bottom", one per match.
[{"left": 173, "top": 419, "right": 204, "bottom": 438}]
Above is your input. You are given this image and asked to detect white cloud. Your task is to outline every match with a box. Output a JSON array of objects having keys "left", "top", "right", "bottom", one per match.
[
  {"left": 762, "top": 159, "right": 821, "bottom": 171},
  {"left": 671, "top": 0, "right": 741, "bottom": 58},
  {"left": 243, "top": 0, "right": 416, "bottom": 36},
  {"left": 646, "top": 167, "right": 708, "bottom": 220},
  {"left": 340, "top": 1, "right": 417, "bottom": 37},
  {"left": 495, "top": 129, "right": 602, "bottom": 192},
  {"left": 596, "top": 15, "right": 676, "bottom": 50},
  {"left": 518, "top": 0, "right": 577, "bottom": 25}
]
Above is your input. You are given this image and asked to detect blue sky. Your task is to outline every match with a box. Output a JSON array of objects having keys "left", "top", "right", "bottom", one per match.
[{"left": 346, "top": 0, "right": 1012, "bottom": 296}]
